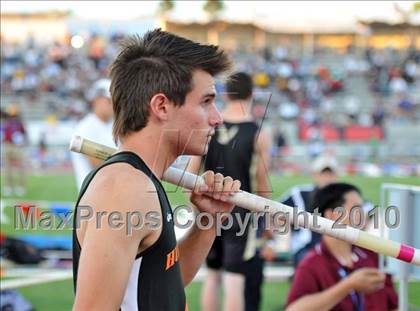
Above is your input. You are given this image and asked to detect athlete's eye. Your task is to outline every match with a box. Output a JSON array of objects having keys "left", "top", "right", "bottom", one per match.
[{"left": 202, "top": 98, "right": 212, "bottom": 105}]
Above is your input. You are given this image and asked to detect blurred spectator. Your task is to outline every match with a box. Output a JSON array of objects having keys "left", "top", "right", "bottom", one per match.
[
  {"left": 254, "top": 72, "right": 270, "bottom": 88},
  {"left": 88, "top": 34, "right": 106, "bottom": 70},
  {"left": 371, "top": 100, "right": 386, "bottom": 127},
  {"left": 37, "top": 131, "right": 48, "bottom": 169},
  {"left": 278, "top": 100, "right": 299, "bottom": 120},
  {"left": 396, "top": 95, "right": 416, "bottom": 120},
  {"left": 70, "top": 79, "right": 115, "bottom": 189},
  {"left": 344, "top": 96, "right": 361, "bottom": 123},
  {"left": 280, "top": 155, "right": 338, "bottom": 267},
  {"left": 389, "top": 70, "right": 408, "bottom": 95},
  {"left": 307, "top": 128, "right": 325, "bottom": 159},
  {"left": 271, "top": 129, "right": 288, "bottom": 171},
  {"left": 286, "top": 183, "right": 398, "bottom": 311},
  {"left": 1, "top": 104, "right": 27, "bottom": 196}
]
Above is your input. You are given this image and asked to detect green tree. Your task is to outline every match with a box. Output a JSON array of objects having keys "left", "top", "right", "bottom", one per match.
[
  {"left": 203, "top": 0, "right": 224, "bottom": 21},
  {"left": 158, "top": 0, "right": 175, "bottom": 16},
  {"left": 394, "top": 2, "right": 420, "bottom": 22},
  {"left": 157, "top": 0, "right": 175, "bottom": 30}
]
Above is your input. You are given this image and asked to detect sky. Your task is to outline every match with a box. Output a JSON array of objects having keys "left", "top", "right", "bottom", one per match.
[{"left": 1, "top": 1, "right": 419, "bottom": 32}]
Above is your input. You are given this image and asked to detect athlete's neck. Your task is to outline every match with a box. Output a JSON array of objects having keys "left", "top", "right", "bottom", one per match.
[
  {"left": 222, "top": 100, "right": 253, "bottom": 122},
  {"left": 118, "top": 127, "right": 177, "bottom": 179}
]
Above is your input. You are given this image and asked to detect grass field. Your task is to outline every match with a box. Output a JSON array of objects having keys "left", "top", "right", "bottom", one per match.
[
  {"left": 1, "top": 173, "right": 420, "bottom": 310},
  {"left": 14, "top": 278, "right": 420, "bottom": 311}
]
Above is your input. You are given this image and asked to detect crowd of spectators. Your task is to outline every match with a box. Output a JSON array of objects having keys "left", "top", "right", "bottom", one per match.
[
  {"left": 366, "top": 47, "right": 419, "bottom": 122},
  {"left": 1, "top": 34, "right": 124, "bottom": 120},
  {"left": 231, "top": 45, "right": 419, "bottom": 134},
  {"left": 1, "top": 32, "right": 419, "bottom": 173},
  {"left": 1, "top": 34, "right": 419, "bottom": 128}
]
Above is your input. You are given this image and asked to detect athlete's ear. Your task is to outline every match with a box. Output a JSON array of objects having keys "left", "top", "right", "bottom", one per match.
[{"left": 149, "top": 93, "right": 171, "bottom": 121}]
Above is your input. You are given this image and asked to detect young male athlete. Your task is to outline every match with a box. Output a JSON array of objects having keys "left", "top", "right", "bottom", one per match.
[
  {"left": 188, "top": 72, "right": 272, "bottom": 311},
  {"left": 72, "top": 29, "right": 241, "bottom": 311}
]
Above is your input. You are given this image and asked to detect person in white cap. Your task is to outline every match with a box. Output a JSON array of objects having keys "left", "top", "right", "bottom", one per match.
[
  {"left": 71, "top": 78, "right": 116, "bottom": 190},
  {"left": 280, "top": 155, "right": 339, "bottom": 267}
]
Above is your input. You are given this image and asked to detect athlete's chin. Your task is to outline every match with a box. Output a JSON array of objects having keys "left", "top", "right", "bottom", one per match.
[
  {"left": 181, "top": 142, "right": 208, "bottom": 156},
  {"left": 201, "top": 144, "right": 209, "bottom": 155}
]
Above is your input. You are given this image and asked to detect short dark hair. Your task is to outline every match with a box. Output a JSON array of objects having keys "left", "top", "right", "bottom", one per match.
[
  {"left": 312, "top": 182, "right": 361, "bottom": 216},
  {"left": 320, "top": 167, "right": 334, "bottom": 174},
  {"left": 225, "top": 72, "right": 253, "bottom": 101},
  {"left": 110, "top": 29, "right": 231, "bottom": 142}
]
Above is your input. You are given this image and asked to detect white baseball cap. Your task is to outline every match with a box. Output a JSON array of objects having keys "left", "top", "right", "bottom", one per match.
[
  {"left": 87, "top": 78, "right": 111, "bottom": 101},
  {"left": 311, "top": 155, "right": 339, "bottom": 173}
]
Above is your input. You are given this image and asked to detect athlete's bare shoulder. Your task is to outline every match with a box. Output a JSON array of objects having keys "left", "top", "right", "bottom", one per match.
[
  {"left": 77, "top": 161, "right": 162, "bottom": 252},
  {"left": 81, "top": 162, "right": 157, "bottom": 209}
]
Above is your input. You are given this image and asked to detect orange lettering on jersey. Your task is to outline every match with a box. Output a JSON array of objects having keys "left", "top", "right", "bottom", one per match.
[
  {"left": 166, "top": 251, "right": 175, "bottom": 270},
  {"left": 165, "top": 246, "right": 179, "bottom": 271}
]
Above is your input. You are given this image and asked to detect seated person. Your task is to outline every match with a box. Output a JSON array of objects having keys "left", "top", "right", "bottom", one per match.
[{"left": 286, "top": 183, "right": 398, "bottom": 311}]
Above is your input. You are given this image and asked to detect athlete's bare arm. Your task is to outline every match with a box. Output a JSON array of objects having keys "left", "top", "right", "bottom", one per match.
[{"left": 73, "top": 163, "right": 162, "bottom": 311}]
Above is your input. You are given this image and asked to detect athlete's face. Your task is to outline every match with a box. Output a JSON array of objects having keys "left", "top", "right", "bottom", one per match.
[{"left": 172, "top": 70, "right": 223, "bottom": 155}]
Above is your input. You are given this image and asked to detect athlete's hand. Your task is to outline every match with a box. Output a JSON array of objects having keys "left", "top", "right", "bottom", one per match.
[{"left": 190, "top": 171, "right": 241, "bottom": 216}]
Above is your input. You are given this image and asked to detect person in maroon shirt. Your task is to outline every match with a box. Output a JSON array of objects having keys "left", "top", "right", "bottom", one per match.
[
  {"left": 2, "top": 105, "right": 28, "bottom": 197},
  {"left": 286, "top": 183, "right": 398, "bottom": 311}
]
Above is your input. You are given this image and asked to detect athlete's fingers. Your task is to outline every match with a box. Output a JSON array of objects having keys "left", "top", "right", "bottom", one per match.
[
  {"left": 231, "top": 180, "right": 241, "bottom": 193},
  {"left": 220, "top": 176, "right": 233, "bottom": 201},
  {"left": 195, "top": 171, "right": 240, "bottom": 202},
  {"left": 213, "top": 173, "right": 224, "bottom": 199},
  {"left": 193, "top": 170, "right": 211, "bottom": 194},
  {"left": 201, "top": 170, "right": 215, "bottom": 193}
]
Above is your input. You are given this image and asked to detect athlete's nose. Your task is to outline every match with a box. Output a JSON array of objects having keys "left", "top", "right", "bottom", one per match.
[{"left": 210, "top": 103, "right": 223, "bottom": 127}]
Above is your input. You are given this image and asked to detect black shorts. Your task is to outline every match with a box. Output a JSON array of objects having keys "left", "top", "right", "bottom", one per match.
[
  {"left": 244, "top": 254, "right": 264, "bottom": 311},
  {"left": 206, "top": 207, "right": 254, "bottom": 274},
  {"left": 206, "top": 241, "right": 264, "bottom": 311}
]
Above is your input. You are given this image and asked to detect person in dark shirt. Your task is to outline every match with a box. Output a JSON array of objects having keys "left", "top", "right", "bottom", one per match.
[
  {"left": 286, "top": 183, "right": 398, "bottom": 311},
  {"left": 188, "top": 72, "right": 272, "bottom": 311},
  {"left": 280, "top": 155, "right": 338, "bottom": 267}
]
